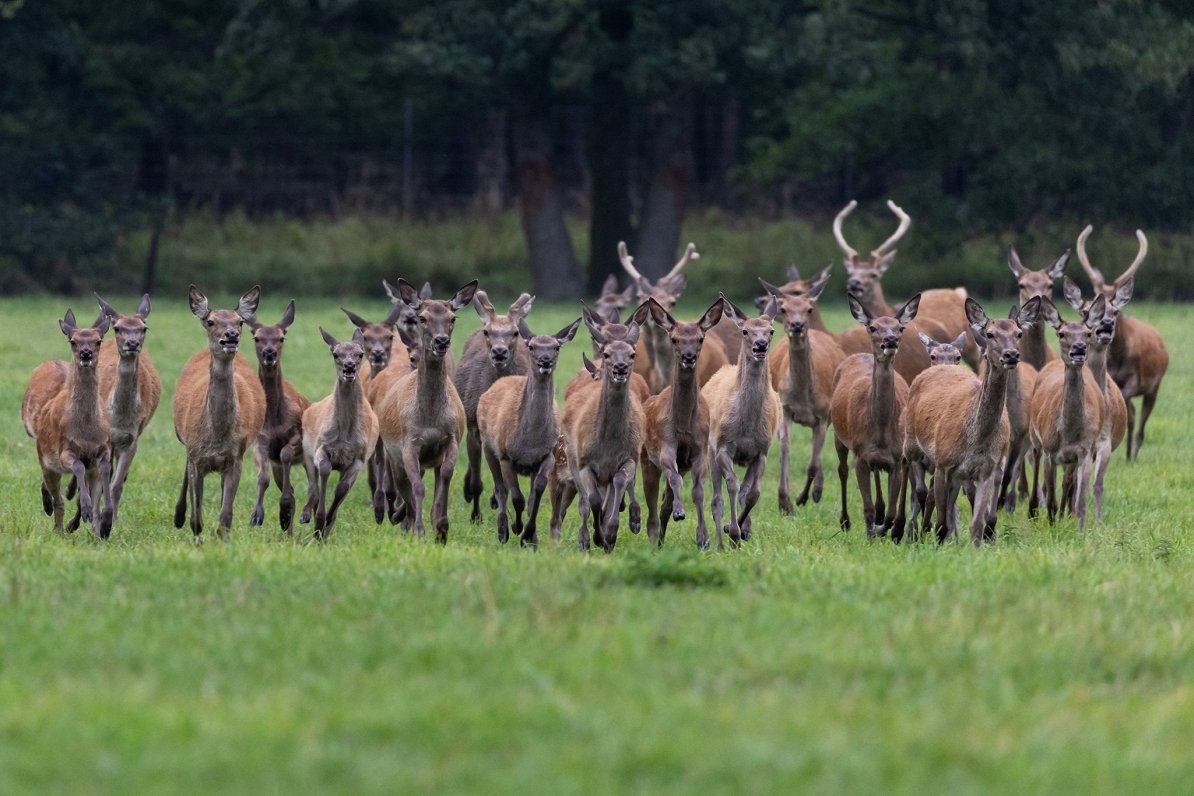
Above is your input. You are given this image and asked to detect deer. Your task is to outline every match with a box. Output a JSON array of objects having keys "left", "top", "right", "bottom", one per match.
[
  {"left": 1027, "top": 297, "right": 1105, "bottom": 530},
  {"left": 830, "top": 293, "right": 921, "bottom": 539},
  {"left": 918, "top": 330, "right": 968, "bottom": 366},
  {"left": 342, "top": 303, "right": 409, "bottom": 523},
  {"left": 832, "top": 199, "right": 974, "bottom": 373},
  {"left": 561, "top": 317, "right": 646, "bottom": 552},
  {"left": 246, "top": 300, "right": 310, "bottom": 535},
  {"left": 1062, "top": 277, "right": 1129, "bottom": 523},
  {"left": 759, "top": 272, "right": 846, "bottom": 514},
  {"left": 901, "top": 297, "right": 1041, "bottom": 546},
  {"left": 375, "top": 279, "right": 477, "bottom": 542},
  {"left": 593, "top": 274, "right": 637, "bottom": 323},
  {"left": 1075, "top": 225, "right": 1168, "bottom": 459},
  {"left": 701, "top": 296, "right": 782, "bottom": 549},
  {"left": 454, "top": 291, "right": 534, "bottom": 523},
  {"left": 754, "top": 264, "right": 832, "bottom": 333},
  {"left": 639, "top": 297, "right": 725, "bottom": 548},
  {"left": 172, "top": 286, "right": 267, "bottom": 541},
  {"left": 23, "top": 310, "right": 114, "bottom": 537},
  {"left": 476, "top": 317, "right": 581, "bottom": 547},
  {"left": 383, "top": 279, "right": 455, "bottom": 378},
  {"left": 300, "top": 327, "right": 379, "bottom": 540},
  {"left": 617, "top": 240, "right": 734, "bottom": 386}
]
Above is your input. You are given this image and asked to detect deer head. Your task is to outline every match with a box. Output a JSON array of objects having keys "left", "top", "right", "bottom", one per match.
[
  {"left": 719, "top": 294, "right": 776, "bottom": 363},
  {"left": 342, "top": 304, "right": 404, "bottom": 370},
  {"left": 1062, "top": 275, "right": 1132, "bottom": 348},
  {"left": 474, "top": 290, "right": 534, "bottom": 369},
  {"left": 390, "top": 278, "right": 477, "bottom": 361},
  {"left": 95, "top": 293, "right": 150, "bottom": 359},
  {"left": 1041, "top": 296, "right": 1103, "bottom": 366},
  {"left": 383, "top": 279, "right": 434, "bottom": 341},
  {"left": 1007, "top": 246, "right": 1069, "bottom": 305},
  {"left": 589, "top": 321, "right": 640, "bottom": 384},
  {"left": 249, "top": 300, "right": 296, "bottom": 370},
  {"left": 1076, "top": 225, "right": 1148, "bottom": 306},
  {"left": 581, "top": 299, "right": 650, "bottom": 359},
  {"left": 754, "top": 264, "right": 832, "bottom": 313},
  {"left": 759, "top": 268, "right": 829, "bottom": 339},
  {"left": 189, "top": 285, "right": 259, "bottom": 360},
  {"left": 518, "top": 317, "right": 581, "bottom": 375},
  {"left": 60, "top": 308, "right": 110, "bottom": 369},
  {"left": 594, "top": 274, "right": 637, "bottom": 323},
  {"left": 616, "top": 241, "right": 700, "bottom": 313},
  {"left": 320, "top": 327, "right": 367, "bottom": 383},
  {"left": 834, "top": 200, "right": 911, "bottom": 306},
  {"left": 646, "top": 297, "right": 724, "bottom": 372},
  {"left": 846, "top": 292, "right": 920, "bottom": 362},
  {"left": 918, "top": 330, "right": 969, "bottom": 366},
  {"left": 966, "top": 296, "right": 1040, "bottom": 370}
]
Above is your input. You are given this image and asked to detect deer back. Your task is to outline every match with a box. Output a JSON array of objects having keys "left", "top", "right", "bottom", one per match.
[
  {"left": 1112, "top": 315, "right": 1168, "bottom": 397},
  {"left": 22, "top": 359, "right": 69, "bottom": 438}
]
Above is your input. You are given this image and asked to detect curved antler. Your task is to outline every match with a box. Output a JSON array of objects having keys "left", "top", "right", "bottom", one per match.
[
  {"left": 617, "top": 241, "right": 647, "bottom": 285},
  {"left": 1075, "top": 225, "right": 1106, "bottom": 289},
  {"left": 832, "top": 200, "right": 859, "bottom": 260},
  {"left": 662, "top": 242, "right": 700, "bottom": 283},
  {"left": 1117, "top": 229, "right": 1148, "bottom": 286},
  {"left": 873, "top": 200, "right": 911, "bottom": 257}
]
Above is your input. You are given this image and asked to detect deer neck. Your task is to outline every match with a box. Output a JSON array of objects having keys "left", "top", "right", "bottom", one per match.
[
  {"left": 331, "top": 378, "right": 363, "bottom": 438},
  {"left": 734, "top": 353, "right": 770, "bottom": 414},
  {"left": 205, "top": 353, "right": 239, "bottom": 439},
  {"left": 66, "top": 364, "right": 104, "bottom": 442},
  {"left": 1087, "top": 344, "right": 1111, "bottom": 393},
  {"left": 1061, "top": 363, "right": 1089, "bottom": 439},
  {"left": 110, "top": 353, "right": 141, "bottom": 427},
  {"left": 1020, "top": 323, "right": 1050, "bottom": 369},
  {"left": 869, "top": 355, "right": 898, "bottom": 437},
  {"left": 784, "top": 333, "right": 816, "bottom": 411},
  {"left": 968, "top": 356, "right": 1010, "bottom": 444},
  {"left": 368, "top": 358, "right": 388, "bottom": 379},
  {"left": 593, "top": 376, "right": 633, "bottom": 448},
  {"left": 515, "top": 370, "right": 557, "bottom": 449},
  {"left": 860, "top": 284, "right": 894, "bottom": 318},
  {"left": 646, "top": 326, "right": 672, "bottom": 390},
  {"left": 415, "top": 350, "right": 449, "bottom": 417},
  {"left": 669, "top": 360, "right": 701, "bottom": 426},
  {"left": 258, "top": 363, "right": 288, "bottom": 426}
]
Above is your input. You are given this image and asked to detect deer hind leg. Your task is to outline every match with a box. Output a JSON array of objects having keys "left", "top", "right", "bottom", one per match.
[
  {"left": 1092, "top": 438, "right": 1111, "bottom": 524},
  {"left": 777, "top": 420, "right": 793, "bottom": 515},
  {"left": 483, "top": 446, "right": 510, "bottom": 543},
  {"left": 432, "top": 437, "right": 460, "bottom": 544},
  {"left": 217, "top": 460, "right": 243, "bottom": 541},
  {"left": 602, "top": 459, "right": 637, "bottom": 552},
  {"left": 549, "top": 477, "right": 574, "bottom": 544},
  {"left": 522, "top": 456, "right": 554, "bottom": 548},
  {"left": 872, "top": 469, "right": 886, "bottom": 528},
  {"left": 799, "top": 418, "right": 829, "bottom": 506},
  {"left": 640, "top": 457, "right": 662, "bottom": 545},
  {"left": 1133, "top": 391, "right": 1158, "bottom": 460},
  {"left": 108, "top": 441, "right": 136, "bottom": 528},
  {"left": 887, "top": 461, "right": 906, "bottom": 541},
  {"left": 464, "top": 424, "right": 484, "bottom": 524},
  {"left": 300, "top": 450, "right": 318, "bottom": 525},
  {"left": 279, "top": 436, "right": 301, "bottom": 533},
  {"left": 690, "top": 452, "right": 709, "bottom": 550},
  {"left": 96, "top": 453, "right": 114, "bottom": 539},
  {"left": 736, "top": 454, "right": 767, "bottom": 541},
  {"left": 1073, "top": 455, "right": 1093, "bottom": 532},
  {"left": 835, "top": 437, "right": 851, "bottom": 531},
  {"left": 323, "top": 459, "right": 363, "bottom": 539},
  {"left": 1027, "top": 448, "right": 1042, "bottom": 519},
  {"left": 174, "top": 464, "right": 189, "bottom": 529},
  {"left": 1124, "top": 396, "right": 1137, "bottom": 460},
  {"left": 575, "top": 467, "right": 599, "bottom": 552},
  {"left": 250, "top": 440, "right": 270, "bottom": 527},
  {"left": 370, "top": 440, "right": 387, "bottom": 524},
  {"left": 500, "top": 458, "right": 525, "bottom": 539},
  {"left": 931, "top": 468, "right": 952, "bottom": 543},
  {"left": 188, "top": 462, "right": 204, "bottom": 540}
]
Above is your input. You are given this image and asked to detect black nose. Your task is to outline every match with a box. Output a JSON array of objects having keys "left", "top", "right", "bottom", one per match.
[
  {"left": 847, "top": 279, "right": 863, "bottom": 292},
  {"left": 433, "top": 335, "right": 450, "bottom": 349},
  {"left": 883, "top": 335, "right": 898, "bottom": 346},
  {"left": 1002, "top": 350, "right": 1020, "bottom": 364},
  {"left": 126, "top": 340, "right": 141, "bottom": 351},
  {"left": 681, "top": 352, "right": 697, "bottom": 363},
  {"left": 752, "top": 342, "right": 768, "bottom": 353},
  {"left": 788, "top": 322, "right": 806, "bottom": 334},
  {"left": 1073, "top": 343, "right": 1087, "bottom": 353},
  {"left": 492, "top": 346, "right": 508, "bottom": 359},
  {"left": 223, "top": 331, "right": 239, "bottom": 342},
  {"left": 611, "top": 363, "right": 629, "bottom": 374}
]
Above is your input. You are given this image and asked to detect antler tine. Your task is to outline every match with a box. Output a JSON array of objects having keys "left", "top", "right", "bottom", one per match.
[
  {"left": 832, "top": 200, "right": 859, "bottom": 260},
  {"left": 873, "top": 200, "right": 911, "bottom": 257},
  {"left": 1118, "top": 229, "right": 1148, "bottom": 284},
  {"left": 617, "top": 240, "right": 647, "bottom": 284},
  {"left": 1075, "top": 224, "right": 1105, "bottom": 288},
  {"left": 663, "top": 242, "right": 700, "bottom": 282}
]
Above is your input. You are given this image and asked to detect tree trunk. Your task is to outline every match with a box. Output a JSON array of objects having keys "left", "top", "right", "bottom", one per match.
[
  {"left": 587, "top": 63, "right": 633, "bottom": 294},
  {"left": 513, "top": 111, "right": 584, "bottom": 299},
  {"left": 635, "top": 111, "right": 694, "bottom": 280},
  {"left": 474, "top": 107, "right": 509, "bottom": 214}
]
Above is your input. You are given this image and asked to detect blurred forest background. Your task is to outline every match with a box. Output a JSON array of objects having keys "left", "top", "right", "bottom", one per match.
[{"left": 2, "top": 0, "right": 1194, "bottom": 301}]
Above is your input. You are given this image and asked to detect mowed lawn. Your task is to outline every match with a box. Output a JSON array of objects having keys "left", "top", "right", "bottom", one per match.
[{"left": 1, "top": 292, "right": 1192, "bottom": 794}]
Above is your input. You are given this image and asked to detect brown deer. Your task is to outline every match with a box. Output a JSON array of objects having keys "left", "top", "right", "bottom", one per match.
[
  {"left": 1075, "top": 225, "right": 1168, "bottom": 459},
  {"left": 1007, "top": 246, "right": 1068, "bottom": 367},
  {"left": 832, "top": 199, "right": 975, "bottom": 371},
  {"left": 1062, "top": 277, "right": 1129, "bottom": 523},
  {"left": 593, "top": 274, "right": 637, "bottom": 323},
  {"left": 754, "top": 264, "right": 832, "bottom": 333},
  {"left": 902, "top": 297, "right": 1041, "bottom": 546},
  {"left": 1027, "top": 297, "right": 1105, "bottom": 529},
  {"left": 300, "top": 327, "right": 379, "bottom": 540},
  {"left": 247, "top": 300, "right": 310, "bottom": 534},
  {"left": 375, "top": 279, "right": 477, "bottom": 542},
  {"left": 918, "top": 330, "right": 968, "bottom": 366},
  {"left": 640, "top": 297, "right": 725, "bottom": 548},
  {"left": 23, "top": 310, "right": 114, "bottom": 537},
  {"left": 760, "top": 273, "right": 846, "bottom": 513},
  {"left": 476, "top": 317, "right": 581, "bottom": 546},
  {"left": 383, "top": 279, "right": 455, "bottom": 377},
  {"left": 701, "top": 296, "right": 782, "bottom": 549},
  {"left": 830, "top": 293, "right": 921, "bottom": 538},
  {"left": 172, "top": 286, "right": 267, "bottom": 541},
  {"left": 342, "top": 303, "right": 408, "bottom": 523},
  {"left": 454, "top": 291, "right": 534, "bottom": 523},
  {"left": 561, "top": 318, "right": 645, "bottom": 552},
  {"left": 91, "top": 294, "right": 161, "bottom": 528},
  {"left": 617, "top": 240, "right": 734, "bottom": 385}
]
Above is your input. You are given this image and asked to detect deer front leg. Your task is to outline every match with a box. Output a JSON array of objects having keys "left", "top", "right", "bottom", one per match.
[
  {"left": 714, "top": 449, "right": 742, "bottom": 546},
  {"left": 1092, "top": 438, "right": 1111, "bottom": 524},
  {"left": 250, "top": 440, "right": 270, "bottom": 527},
  {"left": 969, "top": 471, "right": 997, "bottom": 547},
  {"left": 690, "top": 452, "right": 709, "bottom": 550},
  {"left": 323, "top": 459, "right": 364, "bottom": 538},
  {"left": 550, "top": 478, "right": 575, "bottom": 544},
  {"left": 279, "top": 435, "right": 301, "bottom": 533},
  {"left": 313, "top": 454, "right": 333, "bottom": 537},
  {"left": 500, "top": 458, "right": 526, "bottom": 538},
  {"left": 931, "top": 467, "right": 951, "bottom": 543},
  {"left": 217, "top": 460, "right": 243, "bottom": 541},
  {"left": 601, "top": 458, "right": 637, "bottom": 552},
  {"left": 174, "top": 464, "right": 189, "bottom": 530},
  {"left": 432, "top": 436, "right": 460, "bottom": 544},
  {"left": 887, "top": 460, "right": 905, "bottom": 542},
  {"left": 370, "top": 440, "right": 387, "bottom": 524},
  {"left": 735, "top": 454, "right": 766, "bottom": 541},
  {"left": 855, "top": 459, "right": 877, "bottom": 538},
  {"left": 522, "top": 455, "right": 554, "bottom": 548},
  {"left": 640, "top": 456, "right": 662, "bottom": 545},
  {"left": 108, "top": 441, "right": 136, "bottom": 528},
  {"left": 1074, "top": 455, "right": 1093, "bottom": 532},
  {"left": 66, "top": 454, "right": 93, "bottom": 526},
  {"left": 398, "top": 444, "right": 427, "bottom": 537},
  {"left": 484, "top": 447, "right": 510, "bottom": 543},
  {"left": 43, "top": 470, "right": 64, "bottom": 532},
  {"left": 1027, "top": 448, "right": 1042, "bottom": 519},
  {"left": 188, "top": 461, "right": 204, "bottom": 539},
  {"left": 464, "top": 424, "right": 483, "bottom": 524},
  {"left": 798, "top": 417, "right": 829, "bottom": 505},
  {"left": 777, "top": 419, "right": 793, "bottom": 515},
  {"left": 575, "top": 467, "right": 599, "bottom": 552},
  {"left": 661, "top": 445, "right": 687, "bottom": 524},
  {"left": 708, "top": 452, "right": 725, "bottom": 551},
  {"left": 96, "top": 452, "right": 114, "bottom": 539},
  {"left": 835, "top": 437, "right": 851, "bottom": 531}
]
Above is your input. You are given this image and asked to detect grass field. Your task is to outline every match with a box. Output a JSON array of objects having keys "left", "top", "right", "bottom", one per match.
[{"left": 1, "top": 292, "right": 1192, "bottom": 794}]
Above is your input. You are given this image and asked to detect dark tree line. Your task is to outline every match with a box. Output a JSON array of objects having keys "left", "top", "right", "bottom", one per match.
[{"left": 2, "top": 0, "right": 1193, "bottom": 296}]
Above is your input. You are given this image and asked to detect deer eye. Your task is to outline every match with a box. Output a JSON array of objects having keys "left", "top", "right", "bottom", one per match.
[
  {"left": 867, "top": 325, "right": 876, "bottom": 333},
  {"left": 482, "top": 329, "right": 488, "bottom": 336},
  {"left": 986, "top": 331, "right": 994, "bottom": 339},
  {"left": 1016, "top": 331, "right": 1022, "bottom": 339},
  {"left": 206, "top": 320, "right": 214, "bottom": 327}
]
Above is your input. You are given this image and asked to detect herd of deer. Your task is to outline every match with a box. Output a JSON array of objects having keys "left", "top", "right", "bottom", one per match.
[{"left": 21, "top": 202, "right": 1170, "bottom": 550}]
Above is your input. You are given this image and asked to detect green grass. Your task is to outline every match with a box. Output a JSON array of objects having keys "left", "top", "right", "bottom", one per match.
[{"left": 2, "top": 293, "right": 1192, "bottom": 794}]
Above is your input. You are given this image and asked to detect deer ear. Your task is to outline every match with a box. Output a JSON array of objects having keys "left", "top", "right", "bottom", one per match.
[
  {"left": 450, "top": 280, "right": 479, "bottom": 311},
  {"left": 629, "top": 300, "right": 651, "bottom": 327},
  {"left": 94, "top": 293, "right": 118, "bottom": 320},
  {"left": 188, "top": 285, "right": 210, "bottom": 320},
  {"left": 397, "top": 326, "right": 416, "bottom": 350},
  {"left": 1085, "top": 295, "right": 1106, "bottom": 329},
  {"left": 719, "top": 294, "right": 747, "bottom": 328},
  {"left": 1040, "top": 298, "right": 1062, "bottom": 330},
  {"left": 1007, "top": 245, "right": 1025, "bottom": 277},
  {"left": 518, "top": 318, "right": 534, "bottom": 341},
  {"left": 279, "top": 300, "right": 296, "bottom": 330},
  {"left": 807, "top": 267, "right": 832, "bottom": 300},
  {"left": 60, "top": 309, "right": 77, "bottom": 336},
  {"left": 952, "top": 331, "right": 969, "bottom": 351},
  {"left": 511, "top": 293, "right": 535, "bottom": 320},
  {"left": 1048, "top": 250, "right": 1071, "bottom": 279},
  {"left": 619, "top": 284, "right": 636, "bottom": 304},
  {"left": 582, "top": 352, "right": 598, "bottom": 376},
  {"left": 1017, "top": 296, "right": 1043, "bottom": 330},
  {"left": 352, "top": 327, "right": 365, "bottom": 346},
  {"left": 394, "top": 278, "right": 420, "bottom": 308},
  {"left": 964, "top": 297, "right": 988, "bottom": 331},
  {"left": 847, "top": 294, "right": 871, "bottom": 325},
  {"left": 382, "top": 302, "right": 404, "bottom": 328},
  {"left": 698, "top": 298, "right": 724, "bottom": 332},
  {"left": 473, "top": 290, "right": 496, "bottom": 321},
  {"left": 1112, "top": 277, "right": 1134, "bottom": 310},
  {"left": 555, "top": 318, "right": 581, "bottom": 344},
  {"left": 787, "top": 264, "right": 801, "bottom": 281},
  {"left": 579, "top": 301, "right": 602, "bottom": 337},
  {"left": 238, "top": 286, "right": 261, "bottom": 324},
  {"left": 760, "top": 295, "right": 779, "bottom": 321},
  {"left": 660, "top": 273, "right": 687, "bottom": 296},
  {"left": 342, "top": 307, "right": 369, "bottom": 329},
  {"left": 918, "top": 331, "right": 936, "bottom": 351},
  {"left": 94, "top": 313, "right": 110, "bottom": 337},
  {"left": 1008, "top": 304, "right": 1020, "bottom": 322},
  {"left": 647, "top": 297, "right": 675, "bottom": 331},
  {"left": 420, "top": 282, "right": 433, "bottom": 300},
  {"left": 137, "top": 293, "right": 152, "bottom": 319},
  {"left": 876, "top": 250, "right": 897, "bottom": 274},
  {"left": 320, "top": 327, "right": 338, "bottom": 348},
  {"left": 600, "top": 274, "right": 619, "bottom": 295},
  {"left": 625, "top": 321, "right": 641, "bottom": 346},
  {"left": 897, "top": 293, "right": 921, "bottom": 324},
  {"left": 1062, "top": 277, "right": 1084, "bottom": 311}
]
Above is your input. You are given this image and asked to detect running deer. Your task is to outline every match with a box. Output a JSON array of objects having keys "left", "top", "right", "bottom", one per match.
[
  {"left": 754, "top": 264, "right": 831, "bottom": 332},
  {"left": 375, "top": 279, "right": 477, "bottom": 542},
  {"left": 1027, "top": 297, "right": 1105, "bottom": 529},
  {"left": 701, "top": 296, "right": 782, "bottom": 549},
  {"left": 1075, "top": 226, "right": 1168, "bottom": 459},
  {"left": 383, "top": 279, "right": 455, "bottom": 377},
  {"left": 617, "top": 241, "right": 735, "bottom": 383},
  {"left": 901, "top": 297, "right": 1041, "bottom": 546},
  {"left": 760, "top": 273, "right": 845, "bottom": 513},
  {"left": 342, "top": 303, "right": 408, "bottom": 523},
  {"left": 561, "top": 318, "right": 645, "bottom": 552},
  {"left": 23, "top": 310, "right": 114, "bottom": 537},
  {"left": 172, "top": 286, "right": 267, "bottom": 541},
  {"left": 454, "top": 291, "right": 534, "bottom": 523},
  {"left": 93, "top": 294, "right": 162, "bottom": 528},
  {"left": 301, "top": 327, "right": 379, "bottom": 540},
  {"left": 830, "top": 293, "right": 921, "bottom": 538},
  {"left": 832, "top": 199, "right": 974, "bottom": 371},
  {"left": 640, "top": 297, "right": 725, "bottom": 548},
  {"left": 476, "top": 317, "right": 581, "bottom": 546},
  {"left": 1007, "top": 246, "right": 1068, "bottom": 367},
  {"left": 918, "top": 330, "right": 968, "bottom": 366},
  {"left": 1062, "top": 277, "right": 1129, "bottom": 523},
  {"left": 247, "top": 300, "right": 310, "bottom": 534}
]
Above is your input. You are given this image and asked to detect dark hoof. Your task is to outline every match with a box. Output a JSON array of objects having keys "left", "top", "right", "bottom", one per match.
[
  {"left": 98, "top": 512, "right": 113, "bottom": 540},
  {"left": 519, "top": 534, "right": 538, "bottom": 549},
  {"left": 40, "top": 484, "right": 53, "bottom": 515},
  {"left": 249, "top": 507, "right": 264, "bottom": 527},
  {"left": 279, "top": 503, "right": 294, "bottom": 530},
  {"left": 778, "top": 497, "right": 794, "bottom": 515},
  {"left": 489, "top": 494, "right": 498, "bottom": 510},
  {"left": 696, "top": 539, "right": 710, "bottom": 551},
  {"left": 373, "top": 505, "right": 385, "bottom": 524},
  {"left": 497, "top": 521, "right": 509, "bottom": 544},
  {"left": 795, "top": 493, "right": 809, "bottom": 508},
  {"left": 471, "top": 506, "right": 483, "bottom": 525},
  {"left": 173, "top": 505, "right": 186, "bottom": 529},
  {"left": 812, "top": 488, "right": 822, "bottom": 503},
  {"left": 672, "top": 508, "right": 685, "bottom": 522},
  {"left": 67, "top": 513, "right": 82, "bottom": 533},
  {"left": 840, "top": 517, "right": 851, "bottom": 531}
]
